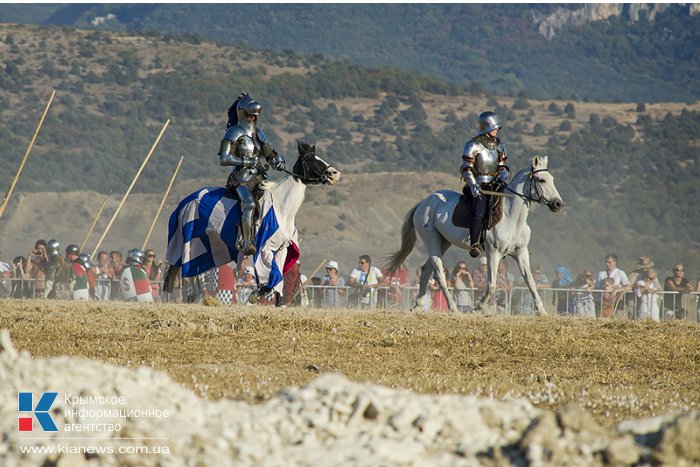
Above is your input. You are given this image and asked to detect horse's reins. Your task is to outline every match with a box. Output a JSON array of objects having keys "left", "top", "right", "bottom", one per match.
[{"left": 503, "top": 168, "right": 550, "bottom": 206}]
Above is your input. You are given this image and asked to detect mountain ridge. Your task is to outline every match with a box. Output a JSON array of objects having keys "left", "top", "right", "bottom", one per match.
[{"left": 1, "top": 4, "right": 699, "bottom": 101}]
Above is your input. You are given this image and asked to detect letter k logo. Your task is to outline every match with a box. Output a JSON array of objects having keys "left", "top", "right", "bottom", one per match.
[{"left": 18, "top": 392, "right": 58, "bottom": 432}]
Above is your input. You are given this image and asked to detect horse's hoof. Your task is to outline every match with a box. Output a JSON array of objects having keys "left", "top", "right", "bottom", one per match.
[{"left": 248, "top": 292, "right": 260, "bottom": 305}]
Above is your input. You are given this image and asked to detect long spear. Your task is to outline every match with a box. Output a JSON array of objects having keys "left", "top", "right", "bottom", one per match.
[
  {"left": 0, "top": 90, "right": 56, "bottom": 221},
  {"left": 80, "top": 191, "right": 112, "bottom": 252},
  {"left": 91, "top": 119, "right": 170, "bottom": 258},
  {"left": 141, "top": 155, "right": 184, "bottom": 251},
  {"left": 289, "top": 258, "right": 327, "bottom": 305}
]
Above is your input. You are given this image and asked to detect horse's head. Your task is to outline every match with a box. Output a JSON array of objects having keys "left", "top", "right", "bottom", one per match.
[
  {"left": 529, "top": 155, "right": 564, "bottom": 212},
  {"left": 292, "top": 141, "right": 341, "bottom": 185}
]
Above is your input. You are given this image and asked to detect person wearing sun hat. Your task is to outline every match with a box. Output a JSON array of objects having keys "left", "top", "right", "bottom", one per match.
[
  {"left": 629, "top": 256, "right": 660, "bottom": 292},
  {"left": 322, "top": 260, "right": 345, "bottom": 308}
]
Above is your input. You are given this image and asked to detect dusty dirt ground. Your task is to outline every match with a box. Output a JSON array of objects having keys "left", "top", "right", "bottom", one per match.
[{"left": 2, "top": 299, "right": 698, "bottom": 430}]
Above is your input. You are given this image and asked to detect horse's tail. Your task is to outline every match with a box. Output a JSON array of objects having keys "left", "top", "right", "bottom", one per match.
[
  {"left": 163, "top": 265, "right": 181, "bottom": 293},
  {"left": 384, "top": 203, "right": 419, "bottom": 276}
]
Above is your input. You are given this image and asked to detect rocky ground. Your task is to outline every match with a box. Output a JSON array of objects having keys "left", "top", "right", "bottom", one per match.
[
  {"left": 2, "top": 329, "right": 700, "bottom": 466},
  {"left": 2, "top": 300, "right": 700, "bottom": 465}
]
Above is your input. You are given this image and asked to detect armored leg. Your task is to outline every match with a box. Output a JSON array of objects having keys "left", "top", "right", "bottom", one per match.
[
  {"left": 469, "top": 194, "right": 487, "bottom": 257},
  {"left": 236, "top": 185, "right": 257, "bottom": 255}
]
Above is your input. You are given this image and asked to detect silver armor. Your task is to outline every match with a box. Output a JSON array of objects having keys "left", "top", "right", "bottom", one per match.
[
  {"left": 77, "top": 253, "right": 92, "bottom": 269},
  {"left": 218, "top": 92, "right": 286, "bottom": 255},
  {"left": 47, "top": 239, "right": 60, "bottom": 259},
  {"left": 460, "top": 135, "right": 509, "bottom": 186},
  {"left": 127, "top": 249, "right": 145, "bottom": 265},
  {"left": 460, "top": 112, "right": 509, "bottom": 256},
  {"left": 478, "top": 111, "right": 502, "bottom": 135}
]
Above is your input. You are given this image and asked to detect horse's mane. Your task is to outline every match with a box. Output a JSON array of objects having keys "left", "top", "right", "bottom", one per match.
[
  {"left": 511, "top": 164, "right": 533, "bottom": 185},
  {"left": 259, "top": 180, "right": 275, "bottom": 191}
]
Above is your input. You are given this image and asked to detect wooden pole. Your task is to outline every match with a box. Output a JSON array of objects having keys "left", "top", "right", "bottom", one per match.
[
  {"left": 290, "top": 258, "right": 327, "bottom": 305},
  {"left": 80, "top": 191, "right": 112, "bottom": 253},
  {"left": 141, "top": 155, "right": 184, "bottom": 251},
  {"left": 0, "top": 90, "right": 56, "bottom": 220},
  {"left": 91, "top": 119, "right": 170, "bottom": 258}
]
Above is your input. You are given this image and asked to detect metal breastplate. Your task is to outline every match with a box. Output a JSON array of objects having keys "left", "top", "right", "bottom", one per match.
[
  {"left": 232, "top": 136, "right": 261, "bottom": 185},
  {"left": 466, "top": 137, "right": 500, "bottom": 184},
  {"left": 234, "top": 134, "right": 260, "bottom": 160},
  {"left": 223, "top": 126, "right": 262, "bottom": 185},
  {"left": 474, "top": 146, "right": 499, "bottom": 183}
]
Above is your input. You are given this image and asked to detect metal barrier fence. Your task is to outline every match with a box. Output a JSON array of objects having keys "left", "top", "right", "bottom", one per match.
[{"left": 1, "top": 277, "right": 698, "bottom": 322}]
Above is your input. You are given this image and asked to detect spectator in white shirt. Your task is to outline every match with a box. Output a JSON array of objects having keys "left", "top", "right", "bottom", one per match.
[
  {"left": 595, "top": 253, "right": 630, "bottom": 292},
  {"left": 348, "top": 255, "right": 383, "bottom": 309}
]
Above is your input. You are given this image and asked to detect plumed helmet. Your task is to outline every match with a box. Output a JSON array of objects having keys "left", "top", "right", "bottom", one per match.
[
  {"left": 478, "top": 111, "right": 502, "bottom": 135},
  {"left": 77, "top": 253, "right": 92, "bottom": 269},
  {"left": 127, "top": 248, "right": 145, "bottom": 265},
  {"left": 47, "top": 239, "right": 60, "bottom": 258},
  {"left": 236, "top": 92, "right": 262, "bottom": 130},
  {"left": 65, "top": 244, "right": 80, "bottom": 256}
]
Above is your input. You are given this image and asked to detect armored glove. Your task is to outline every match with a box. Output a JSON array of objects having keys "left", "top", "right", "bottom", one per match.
[
  {"left": 273, "top": 154, "right": 286, "bottom": 171},
  {"left": 470, "top": 184, "right": 482, "bottom": 199},
  {"left": 496, "top": 170, "right": 509, "bottom": 186}
]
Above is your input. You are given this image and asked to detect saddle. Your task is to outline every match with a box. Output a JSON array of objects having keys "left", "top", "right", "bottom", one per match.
[{"left": 452, "top": 185, "right": 505, "bottom": 233}]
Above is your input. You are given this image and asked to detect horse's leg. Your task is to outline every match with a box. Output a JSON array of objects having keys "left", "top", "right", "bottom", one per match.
[
  {"left": 476, "top": 249, "right": 501, "bottom": 314},
  {"left": 430, "top": 255, "right": 458, "bottom": 313},
  {"left": 433, "top": 240, "right": 458, "bottom": 313},
  {"left": 514, "top": 247, "right": 547, "bottom": 316},
  {"left": 410, "top": 204, "right": 440, "bottom": 312},
  {"left": 409, "top": 261, "right": 429, "bottom": 311}
]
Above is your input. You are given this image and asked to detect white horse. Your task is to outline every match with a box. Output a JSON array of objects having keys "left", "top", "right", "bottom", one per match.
[
  {"left": 164, "top": 141, "right": 341, "bottom": 298},
  {"left": 386, "top": 155, "right": 563, "bottom": 315}
]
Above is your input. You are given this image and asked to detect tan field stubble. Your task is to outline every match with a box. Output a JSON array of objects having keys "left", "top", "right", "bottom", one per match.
[{"left": 1, "top": 299, "right": 699, "bottom": 429}]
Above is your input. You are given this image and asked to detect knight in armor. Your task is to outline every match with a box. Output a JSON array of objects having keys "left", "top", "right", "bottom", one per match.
[
  {"left": 45, "top": 240, "right": 75, "bottom": 299},
  {"left": 218, "top": 91, "right": 286, "bottom": 256},
  {"left": 120, "top": 248, "right": 154, "bottom": 302},
  {"left": 459, "top": 111, "right": 511, "bottom": 258},
  {"left": 72, "top": 253, "right": 95, "bottom": 301}
]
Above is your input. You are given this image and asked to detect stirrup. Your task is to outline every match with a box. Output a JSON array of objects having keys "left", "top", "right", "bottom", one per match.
[{"left": 469, "top": 243, "right": 482, "bottom": 258}]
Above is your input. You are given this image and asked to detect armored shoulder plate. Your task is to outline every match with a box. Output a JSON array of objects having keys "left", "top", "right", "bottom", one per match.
[
  {"left": 223, "top": 124, "right": 253, "bottom": 142},
  {"left": 256, "top": 128, "right": 269, "bottom": 145}
]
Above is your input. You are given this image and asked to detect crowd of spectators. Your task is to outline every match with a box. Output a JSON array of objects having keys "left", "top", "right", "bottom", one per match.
[
  {"left": 0, "top": 239, "right": 161, "bottom": 303},
  {"left": 1, "top": 241, "right": 699, "bottom": 321}
]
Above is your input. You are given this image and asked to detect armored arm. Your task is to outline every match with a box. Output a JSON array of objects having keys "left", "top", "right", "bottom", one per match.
[
  {"left": 219, "top": 139, "right": 247, "bottom": 167},
  {"left": 460, "top": 140, "right": 481, "bottom": 198},
  {"left": 219, "top": 141, "right": 256, "bottom": 168},
  {"left": 496, "top": 142, "right": 510, "bottom": 185},
  {"left": 259, "top": 129, "right": 285, "bottom": 171},
  {"left": 218, "top": 127, "right": 255, "bottom": 168}
]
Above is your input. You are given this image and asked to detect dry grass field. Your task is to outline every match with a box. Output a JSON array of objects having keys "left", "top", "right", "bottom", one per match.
[{"left": 2, "top": 299, "right": 699, "bottom": 430}]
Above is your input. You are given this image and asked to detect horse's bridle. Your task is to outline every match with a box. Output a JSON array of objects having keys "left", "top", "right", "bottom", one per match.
[
  {"left": 504, "top": 168, "right": 551, "bottom": 206},
  {"left": 281, "top": 155, "right": 329, "bottom": 184}
]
